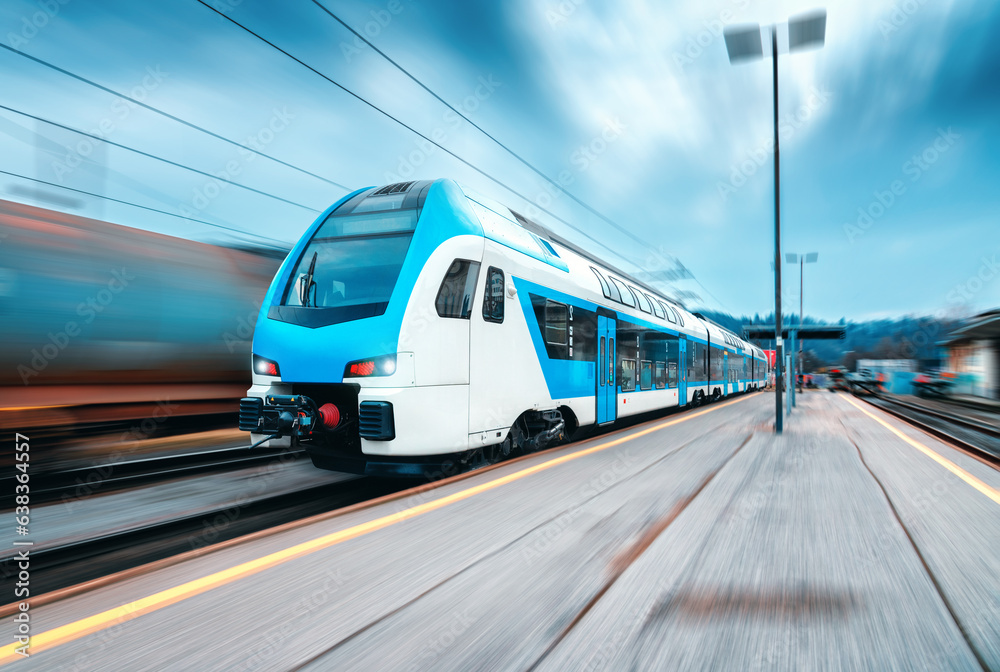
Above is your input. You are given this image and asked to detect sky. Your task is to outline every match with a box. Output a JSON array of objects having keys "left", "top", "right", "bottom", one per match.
[{"left": 1, "top": 0, "right": 998, "bottom": 322}]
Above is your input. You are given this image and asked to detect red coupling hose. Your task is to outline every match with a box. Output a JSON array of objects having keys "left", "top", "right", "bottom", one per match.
[{"left": 318, "top": 403, "right": 341, "bottom": 429}]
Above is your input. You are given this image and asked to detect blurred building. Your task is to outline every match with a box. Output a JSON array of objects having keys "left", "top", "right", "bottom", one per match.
[
  {"left": 856, "top": 359, "right": 917, "bottom": 375},
  {"left": 855, "top": 358, "right": 917, "bottom": 395},
  {"left": 943, "top": 309, "right": 1000, "bottom": 400}
]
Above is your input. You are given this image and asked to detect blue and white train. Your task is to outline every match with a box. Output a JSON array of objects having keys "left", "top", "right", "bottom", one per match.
[{"left": 238, "top": 179, "right": 768, "bottom": 476}]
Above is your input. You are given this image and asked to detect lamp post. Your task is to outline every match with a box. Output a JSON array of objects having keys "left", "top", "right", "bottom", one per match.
[
  {"left": 724, "top": 10, "right": 826, "bottom": 433},
  {"left": 786, "top": 252, "right": 818, "bottom": 400}
]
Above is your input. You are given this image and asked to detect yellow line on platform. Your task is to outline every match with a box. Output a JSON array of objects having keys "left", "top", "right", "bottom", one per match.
[
  {"left": 0, "top": 405, "right": 73, "bottom": 411},
  {"left": 844, "top": 395, "right": 1000, "bottom": 506},
  {"left": 0, "top": 394, "right": 752, "bottom": 664}
]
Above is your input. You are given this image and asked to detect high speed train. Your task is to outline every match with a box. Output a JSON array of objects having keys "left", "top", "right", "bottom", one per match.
[{"left": 238, "top": 179, "right": 767, "bottom": 476}]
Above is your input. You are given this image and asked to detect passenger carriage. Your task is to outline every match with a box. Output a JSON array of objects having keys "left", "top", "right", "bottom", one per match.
[{"left": 238, "top": 179, "right": 767, "bottom": 476}]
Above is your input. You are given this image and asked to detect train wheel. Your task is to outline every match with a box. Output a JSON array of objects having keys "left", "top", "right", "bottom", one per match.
[
  {"left": 482, "top": 441, "right": 502, "bottom": 466},
  {"left": 510, "top": 420, "right": 529, "bottom": 455},
  {"left": 498, "top": 434, "right": 514, "bottom": 460}
]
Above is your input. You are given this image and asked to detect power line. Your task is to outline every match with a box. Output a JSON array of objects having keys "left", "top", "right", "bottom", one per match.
[
  {"left": 0, "top": 104, "right": 321, "bottom": 214},
  {"left": 194, "top": 0, "right": 646, "bottom": 272},
  {"left": 0, "top": 43, "right": 351, "bottom": 193},
  {"left": 205, "top": 2, "right": 728, "bottom": 310},
  {"left": 0, "top": 169, "right": 290, "bottom": 246},
  {"left": 310, "top": 0, "right": 657, "bottom": 255},
  {"left": 314, "top": 0, "right": 731, "bottom": 313},
  {"left": 0, "top": 15, "right": 726, "bottom": 308}
]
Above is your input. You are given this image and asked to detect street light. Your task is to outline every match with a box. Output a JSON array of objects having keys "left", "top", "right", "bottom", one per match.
[
  {"left": 724, "top": 9, "right": 826, "bottom": 434},
  {"left": 787, "top": 252, "right": 818, "bottom": 391}
]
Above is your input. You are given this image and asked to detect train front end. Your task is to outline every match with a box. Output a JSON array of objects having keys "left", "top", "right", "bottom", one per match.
[{"left": 238, "top": 179, "right": 485, "bottom": 477}]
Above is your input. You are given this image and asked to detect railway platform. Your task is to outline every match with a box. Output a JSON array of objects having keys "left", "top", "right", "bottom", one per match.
[{"left": 3, "top": 391, "right": 999, "bottom": 670}]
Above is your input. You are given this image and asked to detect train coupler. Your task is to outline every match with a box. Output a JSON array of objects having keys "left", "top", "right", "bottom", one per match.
[
  {"left": 239, "top": 393, "right": 319, "bottom": 440},
  {"left": 239, "top": 394, "right": 345, "bottom": 448}
]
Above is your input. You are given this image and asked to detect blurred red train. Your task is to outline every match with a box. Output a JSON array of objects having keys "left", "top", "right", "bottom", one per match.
[{"left": 0, "top": 199, "right": 282, "bottom": 434}]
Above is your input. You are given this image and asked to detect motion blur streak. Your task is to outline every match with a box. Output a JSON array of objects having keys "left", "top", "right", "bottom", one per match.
[
  {"left": 0, "top": 199, "right": 281, "bottom": 438},
  {"left": 0, "top": 394, "right": 751, "bottom": 665},
  {"left": 0, "top": 199, "right": 278, "bottom": 386},
  {"left": 844, "top": 395, "right": 1000, "bottom": 505}
]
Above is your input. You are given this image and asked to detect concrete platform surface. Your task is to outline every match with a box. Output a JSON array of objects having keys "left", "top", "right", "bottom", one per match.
[{"left": 4, "top": 391, "right": 999, "bottom": 671}]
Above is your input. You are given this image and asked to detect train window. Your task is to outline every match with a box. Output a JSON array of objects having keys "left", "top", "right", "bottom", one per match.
[
  {"left": 631, "top": 288, "right": 652, "bottom": 314},
  {"left": 611, "top": 278, "right": 635, "bottom": 307},
  {"left": 599, "top": 337, "right": 605, "bottom": 387},
  {"left": 544, "top": 300, "right": 569, "bottom": 347},
  {"left": 654, "top": 361, "right": 666, "bottom": 389},
  {"left": 590, "top": 267, "right": 612, "bottom": 300},
  {"left": 648, "top": 296, "right": 665, "bottom": 319},
  {"left": 620, "top": 358, "right": 636, "bottom": 391},
  {"left": 282, "top": 209, "right": 417, "bottom": 312},
  {"left": 660, "top": 301, "right": 677, "bottom": 324},
  {"left": 435, "top": 260, "right": 480, "bottom": 319},
  {"left": 482, "top": 267, "right": 505, "bottom": 323},
  {"left": 352, "top": 193, "right": 405, "bottom": 213},
  {"left": 710, "top": 347, "right": 724, "bottom": 381},
  {"left": 665, "top": 335, "right": 679, "bottom": 386},
  {"left": 606, "top": 276, "right": 623, "bottom": 302},
  {"left": 640, "top": 361, "right": 653, "bottom": 390},
  {"left": 689, "top": 342, "right": 708, "bottom": 381}
]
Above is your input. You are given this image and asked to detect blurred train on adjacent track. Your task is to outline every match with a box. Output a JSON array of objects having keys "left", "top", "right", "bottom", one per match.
[
  {"left": 0, "top": 199, "right": 281, "bottom": 443},
  {"left": 239, "top": 179, "right": 769, "bottom": 477}
]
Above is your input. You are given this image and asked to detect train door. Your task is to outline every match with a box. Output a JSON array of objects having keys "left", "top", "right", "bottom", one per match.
[
  {"left": 596, "top": 314, "right": 617, "bottom": 424},
  {"left": 678, "top": 339, "right": 687, "bottom": 406},
  {"left": 723, "top": 351, "right": 729, "bottom": 396},
  {"left": 738, "top": 353, "right": 744, "bottom": 392}
]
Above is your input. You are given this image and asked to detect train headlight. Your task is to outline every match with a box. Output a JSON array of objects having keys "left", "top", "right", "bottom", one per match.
[
  {"left": 253, "top": 354, "right": 280, "bottom": 377},
  {"left": 344, "top": 353, "right": 397, "bottom": 378}
]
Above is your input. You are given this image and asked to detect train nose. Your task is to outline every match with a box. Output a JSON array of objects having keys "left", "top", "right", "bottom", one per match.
[{"left": 318, "top": 403, "right": 341, "bottom": 429}]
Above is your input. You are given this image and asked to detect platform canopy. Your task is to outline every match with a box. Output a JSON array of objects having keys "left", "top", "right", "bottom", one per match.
[
  {"left": 941, "top": 310, "right": 1000, "bottom": 346},
  {"left": 741, "top": 325, "right": 846, "bottom": 340}
]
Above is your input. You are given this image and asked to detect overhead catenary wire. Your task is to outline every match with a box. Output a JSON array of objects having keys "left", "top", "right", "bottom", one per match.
[
  {"left": 0, "top": 104, "right": 321, "bottom": 214},
  {"left": 194, "top": 0, "right": 651, "bottom": 274},
  {"left": 310, "top": 1, "right": 651, "bottom": 249},
  {"left": 313, "top": 0, "right": 731, "bottom": 310},
  {"left": 207, "top": 1, "right": 730, "bottom": 310},
  {"left": 1, "top": 22, "right": 726, "bottom": 309},
  {"left": 0, "top": 169, "right": 291, "bottom": 247},
  {"left": 0, "top": 43, "right": 352, "bottom": 194}
]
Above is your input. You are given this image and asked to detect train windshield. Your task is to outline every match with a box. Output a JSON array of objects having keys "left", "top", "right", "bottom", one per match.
[{"left": 282, "top": 210, "right": 417, "bottom": 309}]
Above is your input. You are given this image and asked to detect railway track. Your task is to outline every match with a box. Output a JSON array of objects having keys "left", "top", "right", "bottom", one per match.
[
  {"left": 858, "top": 393, "right": 1000, "bottom": 465},
  {"left": 1, "top": 475, "right": 404, "bottom": 597},
  {"left": 1, "top": 444, "right": 307, "bottom": 508},
  {"left": 924, "top": 395, "right": 1000, "bottom": 425}
]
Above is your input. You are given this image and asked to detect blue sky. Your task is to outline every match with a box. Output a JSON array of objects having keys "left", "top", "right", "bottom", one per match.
[{"left": 1, "top": 0, "right": 997, "bottom": 322}]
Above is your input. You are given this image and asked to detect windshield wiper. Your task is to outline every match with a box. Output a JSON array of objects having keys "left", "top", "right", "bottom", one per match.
[{"left": 299, "top": 252, "right": 317, "bottom": 307}]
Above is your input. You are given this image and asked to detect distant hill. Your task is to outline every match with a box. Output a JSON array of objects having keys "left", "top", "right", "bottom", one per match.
[{"left": 697, "top": 310, "right": 957, "bottom": 371}]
